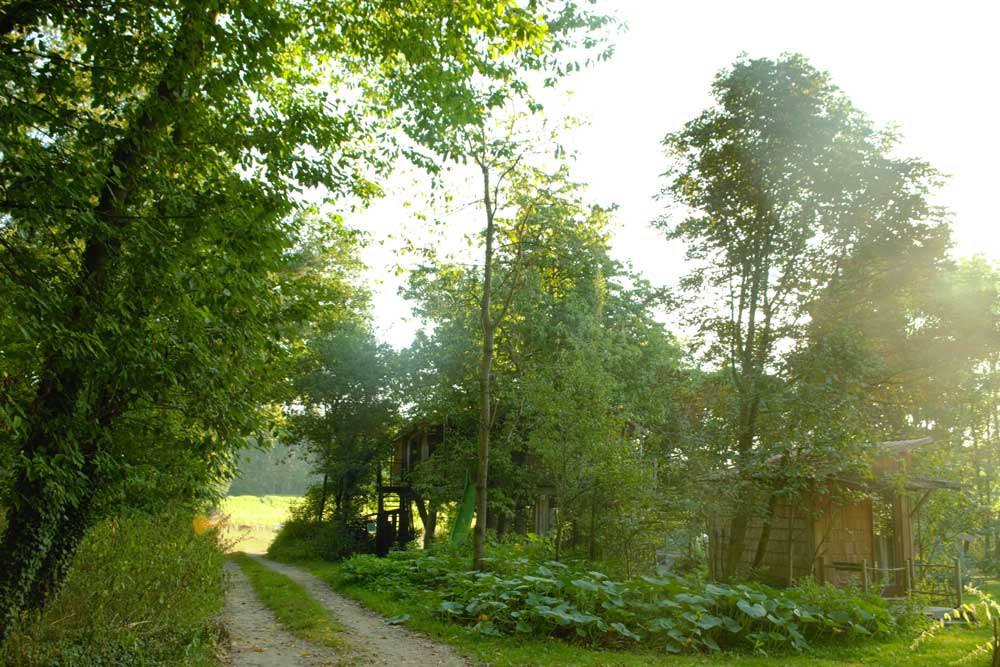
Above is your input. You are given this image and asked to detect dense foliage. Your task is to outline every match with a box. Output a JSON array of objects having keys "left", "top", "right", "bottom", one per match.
[
  {"left": 275, "top": 55, "right": 998, "bottom": 600},
  {"left": 658, "top": 54, "right": 959, "bottom": 580},
  {"left": 289, "top": 320, "right": 400, "bottom": 525}
]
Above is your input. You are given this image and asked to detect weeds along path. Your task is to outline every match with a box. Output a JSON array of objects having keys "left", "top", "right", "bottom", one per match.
[
  {"left": 223, "top": 561, "right": 340, "bottom": 666},
  {"left": 250, "top": 556, "right": 471, "bottom": 667}
]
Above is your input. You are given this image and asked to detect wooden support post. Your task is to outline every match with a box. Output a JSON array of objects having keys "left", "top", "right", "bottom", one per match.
[
  {"left": 816, "top": 555, "right": 825, "bottom": 584},
  {"left": 862, "top": 559, "right": 869, "bottom": 594},
  {"left": 909, "top": 489, "right": 933, "bottom": 518},
  {"left": 955, "top": 557, "right": 964, "bottom": 608},
  {"left": 908, "top": 558, "right": 916, "bottom": 594},
  {"left": 787, "top": 532, "right": 795, "bottom": 586},
  {"left": 904, "top": 558, "right": 912, "bottom": 597}
]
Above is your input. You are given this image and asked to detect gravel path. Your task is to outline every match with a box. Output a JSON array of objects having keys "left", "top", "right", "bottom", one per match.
[
  {"left": 249, "top": 556, "right": 472, "bottom": 667},
  {"left": 222, "top": 560, "right": 341, "bottom": 666}
]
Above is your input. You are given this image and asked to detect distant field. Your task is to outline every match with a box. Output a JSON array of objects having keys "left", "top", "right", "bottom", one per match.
[{"left": 220, "top": 495, "right": 300, "bottom": 553}]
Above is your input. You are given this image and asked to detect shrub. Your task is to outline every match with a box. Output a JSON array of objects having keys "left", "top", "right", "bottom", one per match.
[
  {"left": 288, "top": 485, "right": 333, "bottom": 523},
  {"left": 267, "top": 519, "right": 372, "bottom": 562},
  {"left": 1, "top": 510, "right": 224, "bottom": 666},
  {"left": 788, "top": 578, "right": 895, "bottom": 632}
]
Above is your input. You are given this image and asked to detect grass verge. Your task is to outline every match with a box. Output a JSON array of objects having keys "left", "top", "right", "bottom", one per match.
[
  {"left": 1, "top": 510, "right": 224, "bottom": 667},
  {"left": 229, "top": 553, "right": 344, "bottom": 650},
  {"left": 277, "top": 557, "right": 998, "bottom": 667}
]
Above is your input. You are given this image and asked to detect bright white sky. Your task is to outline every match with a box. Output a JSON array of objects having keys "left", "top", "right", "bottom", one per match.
[{"left": 360, "top": 0, "right": 1000, "bottom": 349}]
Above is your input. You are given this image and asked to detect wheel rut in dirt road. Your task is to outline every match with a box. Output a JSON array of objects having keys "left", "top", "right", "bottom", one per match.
[
  {"left": 222, "top": 560, "right": 340, "bottom": 666},
  {"left": 249, "top": 555, "right": 472, "bottom": 667}
]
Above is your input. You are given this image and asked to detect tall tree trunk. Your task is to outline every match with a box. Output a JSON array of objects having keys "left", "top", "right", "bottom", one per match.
[
  {"left": 990, "top": 356, "right": 1000, "bottom": 559},
  {"left": 414, "top": 497, "right": 438, "bottom": 549},
  {"left": 723, "top": 207, "right": 774, "bottom": 581},
  {"left": 723, "top": 431, "right": 758, "bottom": 580},
  {"left": 554, "top": 510, "right": 563, "bottom": 561},
  {"left": 786, "top": 508, "right": 796, "bottom": 585},
  {"left": 474, "top": 147, "right": 497, "bottom": 571},
  {"left": 25, "top": 489, "right": 95, "bottom": 608},
  {"left": 751, "top": 490, "right": 780, "bottom": 569},
  {"left": 0, "top": 481, "right": 65, "bottom": 636},
  {"left": 316, "top": 473, "right": 329, "bottom": 523},
  {"left": 588, "top": 482, "right": 600, "bottom": 561},
  {"left": 724, "top": 511, "right": 750, "bottom": 581},
  {"left": 426, "top": 500, "right": 438, "bottom": 549}
]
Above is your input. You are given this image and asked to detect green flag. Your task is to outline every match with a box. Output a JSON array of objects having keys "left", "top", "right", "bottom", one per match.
[{"left": 450, "top": 473, "right": 476, "bottom": 546}]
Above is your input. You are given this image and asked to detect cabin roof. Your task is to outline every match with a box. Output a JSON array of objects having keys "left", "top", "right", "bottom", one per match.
[
  {"left": 877, "top": 436, "right": 935, "bottom": 453},
  {"left": 713, "top": 436, "right": 962, "bottom": 492},
  {"left": 903, "top": 475, "right": 963, "bottom": 491},
  {"left": 389, "top": 422, "right": 444, "bottom": 444},
  {"left": 828, "top": 473, "right": 963, "bottom": 493},
  {"left": 763, "top": 436, "right": 936, "bottom": 467}
]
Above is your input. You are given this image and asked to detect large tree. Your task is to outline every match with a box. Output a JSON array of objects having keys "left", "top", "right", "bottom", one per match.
[
  {"left": 0, "top": 0, "right": 607, "bottom": 637},
  {"left": 659, "top": 54, "right": 949, "bottom": 580},
  {"left": 404, "top": 163, "right": 686, "bottom": 568}
]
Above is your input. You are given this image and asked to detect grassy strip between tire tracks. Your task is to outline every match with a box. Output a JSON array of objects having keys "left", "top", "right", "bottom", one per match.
[{"left": 229, "top": 553, "right": 345, "bottom": 651}]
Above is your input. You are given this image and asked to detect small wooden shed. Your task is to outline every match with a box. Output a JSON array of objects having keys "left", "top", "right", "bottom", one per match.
[{"left": 708, "top": 437, "right": 960, "bottom": 593}]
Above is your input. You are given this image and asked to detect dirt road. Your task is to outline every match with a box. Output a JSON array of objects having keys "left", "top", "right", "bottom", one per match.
[
  {"left": 223, "top": 556, "right": 471, "bottom": 667},
  {"left": 222, "top": 560, "right": 340, "bottom": 666}
]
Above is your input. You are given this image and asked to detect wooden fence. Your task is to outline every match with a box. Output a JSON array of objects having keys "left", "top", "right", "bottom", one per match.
[{"left": 816, "top": 557, "right": 963, "bottom": 608}]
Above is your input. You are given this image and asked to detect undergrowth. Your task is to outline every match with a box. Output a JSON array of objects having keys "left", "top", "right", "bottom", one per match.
[
  {"left": 336, "top": 545, "right": 896, "bottom": 655},
  {"left": 1, "top": 510, "right": 225, "bottom": 666},
  {"left": 267, "top": 519, "right": 372, "bottom": 562},
  {"left": 266, "top": 492, "right": 373, "bottom": 562}
]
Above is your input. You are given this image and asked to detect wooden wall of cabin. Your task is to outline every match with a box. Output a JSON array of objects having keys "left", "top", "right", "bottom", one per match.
[
  {"left": 887, "top": 493, "right": 913, "bottom": 592},
  {"left": 812, "top": 495, "right": 875, "bottom": 587},
  {"left": 709, "top": 496, "right": 813, "bottom": 585},
  {"left": 534, "top": 492, "right": 554, "bottom": 536},
  {"left": 709, "top": 481, "right": 924, "bottom": 592},
  {"left": 893, "top": 493, "right": 913, "bottom": 565},
  {"left": 389, "top": 426, "right": 442, "bottom": 483},
  {"left": 390, "top": 437, "right": 407, "bottom": 482}
]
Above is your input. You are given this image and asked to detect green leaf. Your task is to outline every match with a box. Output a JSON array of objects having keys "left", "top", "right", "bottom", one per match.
[
  {"left": 697, "top": 614, "right": 722, "bottom": 630},
  {"left": 610, "top": 622, "right": 641, "bottom": 641},
  {"left": 737, "top": 599, "right": 767, "bottom": 619}
]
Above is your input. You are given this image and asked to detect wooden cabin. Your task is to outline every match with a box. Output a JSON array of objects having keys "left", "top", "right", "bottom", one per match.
[{"left": 708, "top": 437, "right": 960, "bottom": 595}]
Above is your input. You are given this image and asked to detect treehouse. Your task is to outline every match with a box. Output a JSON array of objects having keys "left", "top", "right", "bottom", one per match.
[
  {"left": 708, "top": 437, "right": 961, "bottom": 601},
  {"left": 374, "top": 424, "right": 442, "bottom": 556},
  {"left": 373, "top": 422, "right": 558, "bottom": 555}
]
